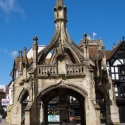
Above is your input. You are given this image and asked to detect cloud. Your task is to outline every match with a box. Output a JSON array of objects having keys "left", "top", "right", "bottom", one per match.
[
  {"left": 11, "top": 51, "right": 18, "bottom": 58},
  {"left": 0, "top": 49, "right": 18, "bottom": 58},
  {"left": 0, "top": 0, "right": 25, "bottom": 19}
]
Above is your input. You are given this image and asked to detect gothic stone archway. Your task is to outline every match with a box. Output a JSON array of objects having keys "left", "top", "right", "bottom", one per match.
[{"left": 37, "top": 84, "right": 87, "bottom": 125}]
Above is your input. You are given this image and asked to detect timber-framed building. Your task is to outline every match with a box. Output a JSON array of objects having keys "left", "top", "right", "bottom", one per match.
[{"left": 105, "top": 39, "right": 125, "bottom": 123}]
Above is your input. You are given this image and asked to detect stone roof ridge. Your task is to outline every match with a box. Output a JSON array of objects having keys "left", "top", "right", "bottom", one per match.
[
  {"left": 56, "top": 0, "right": 64, "bottom": 7},
  {"left": 78, "top": 38, "right": 100, "bottom": 47},
  {"left": 88, "top": 39, "right": 100, "bottom": 42}
]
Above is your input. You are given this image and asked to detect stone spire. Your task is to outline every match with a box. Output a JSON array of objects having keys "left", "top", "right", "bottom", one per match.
[
  {"left": 18, "top": 49, "right": 23, "bottom": 75},
  {"left": 32, "top": 36, "right": 38, "bottom": 68},
  {"left": 54, "top": 0, "right": 67, "bottom": 23},
  {"left": 122, "top": 36, "right": 125, "bottom": 42},
  {"left": 56, "top": 0, "right": 64, "bottom": 7},
  {"left": 23, "top": 47, "right": 28, "bottom": 68}
]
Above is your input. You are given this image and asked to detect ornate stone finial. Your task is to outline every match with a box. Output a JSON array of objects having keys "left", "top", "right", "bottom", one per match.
[
  {"left": 113, "top": 43, "right": 116, "bottom": 49},
  {"left": 54, "top": 0, "right": 67, "bottom": 23},
  {"left": 102, "top": 46, "right": 105, "bottom": 50},
  {"left": 18, "top": 49, "right": 23, "bottom": 75},
  {"left": 19, "top": 49, "right": 22, "bottom": 57},
  {"left": 24, "top": 47, "right": 28, "bottom": 66},
  {"left": 33, "top": 36, "right": 38, "bottom": 50},
  {"left": 24, "top": 47, "right": 27, "bottom": 55},
  {"left": 96, "top": 44, "right": 99, "bottom": 60},
  {"left": 32, "top": 36, "right": 38, "bottom": 68},
  {"left": 56, "top": 0, "right": 64, "bottom": 7},
  {"left": 84, "top": 33, "right": 87, "bottom": 38},
  {"left": 122, "top": 36, "right": 124, "bottom": 42},
  {"left": 33, "top": 36, "right": 38, "bottom": 43},
  {"left": 84, "top": 33, "right": 88, "bottom": 46}
]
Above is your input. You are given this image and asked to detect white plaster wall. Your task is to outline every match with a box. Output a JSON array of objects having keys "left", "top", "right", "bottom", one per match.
[
  {"left": 14, "top": 70, "right": 18, "bottom": 79},
  {"left": 113, "top": 59, "right": 122, "bottom": 66},
  {"left": 9, "top": 82, "right": 13, "bottom": 105},
  {"left": 27, "top": 45, "right": 52, "bottom": 59}
]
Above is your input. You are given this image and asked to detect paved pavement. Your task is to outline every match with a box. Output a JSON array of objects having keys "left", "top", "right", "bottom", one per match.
[
  {"left": 1, "top": 119, "right": 125, "bottom": 125},
  {"left": 0, "top": 119, "right": 9, "bottom": 125}
]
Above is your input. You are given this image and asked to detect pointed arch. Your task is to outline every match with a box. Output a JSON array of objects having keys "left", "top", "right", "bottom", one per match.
[
  {"left": 18, "top": 88, "right": 29, "bottom": 103},
  {"left": 64, "top": 48, "right": 77, "bottom": 63},
  {"left": 38, "top": 27, "right": 60, "bottom": 64},
  {"left": 96, "top": 86, "right": 109, "bottom": 101},
  {"left": 37, "top": 81, "right": 88, "bottom": 101}
]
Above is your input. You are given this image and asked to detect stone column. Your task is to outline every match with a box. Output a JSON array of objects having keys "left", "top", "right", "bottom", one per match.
[
  {"left": 95, "top": 108, "right": 101, "bottom": 125},
  {"left": 106, "top": 98, "right": 120, "bottom": 125},
  {"left": 58, "top": 89, "right": 69, "bottom": 125},
  {"left": 32, "top": 36, "right": 38, "bottom": 68},
  {"left": 39, "top": 102, "right": 44, "bottom": 125},
  {"left": 44, "top": 101, "right": 48, "bottom": 125},
  {"left": 18, "top": 50, "right": 23, "bottom": 75},
  {"left": 25, "top": 111, "right": 30, "bottom": 125},
  {"left": 105, "top": 101, "right": 111, "bottom": 125},
  {"left": 17, "top": 103, "right": 22, "bottom": 125}
]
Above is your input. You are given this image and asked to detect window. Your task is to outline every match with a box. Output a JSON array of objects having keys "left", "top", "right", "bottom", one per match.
[
  {"left": 119, "top": 66, "right": 125, "bottom": 74},
  {"left": 112, "top": 74, "right": 115, "bottom": 79},
  {"left": 115, "top": 85, "right": 118, "bottom": 96},
  {"left": 120, "top": 83, "right": 125, "bottom": 97},
  {"left": 115, "top": 67, "right": 118, "bottom": 72},
  {"left": 124, "top": 59, "right": 125, "bottom": 64},
  {"left": 116, "top": 74, "right": 119, "bottom": 80},
  {"left": 120, "top": 75, "right": 125, "bottom": 80},
  {"left": 119, "top": 106, "right": 125, "bottom": 123},
  {"left": 48, "top": 108, "right": 60, "bottom": 122},
  {"left": 111, "top": 67, "right": 114, "bottom": 72}
]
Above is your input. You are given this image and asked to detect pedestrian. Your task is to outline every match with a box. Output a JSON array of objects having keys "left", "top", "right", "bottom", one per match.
[
  {"left": 22, "top": 113, "right": 25, "bottom": 125},
  {"left": 62, "top": 119, "right": 68, "bottom": 125},
  {"left": 70, "top": 119, "right": 76, "bottom": 125},
  {"left": 0, "top": 114, "right": 2, "bottom": 123}
]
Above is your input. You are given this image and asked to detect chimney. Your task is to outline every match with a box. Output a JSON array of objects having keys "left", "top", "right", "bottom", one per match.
[{"left": 113, "top": 43, "right": 116, "bottom": 49}]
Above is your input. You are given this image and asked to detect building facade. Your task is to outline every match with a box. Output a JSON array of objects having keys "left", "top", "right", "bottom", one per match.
[
  {"left": 9, "top": 0, "right": 120, "bottom": 125},
  {"left": 0, "top": 90, "right": 5, "bottom": 115},
  {"left": 0, "top": 85, "right": 8, "bottom": 118},
  {"left": 105, "top": 39, "right": 125, "bottom": 123}
]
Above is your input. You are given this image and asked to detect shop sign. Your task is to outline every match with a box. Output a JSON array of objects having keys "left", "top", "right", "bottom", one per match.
[{"left": 1, "top": 99, "right": 9, "bottom": 106}]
